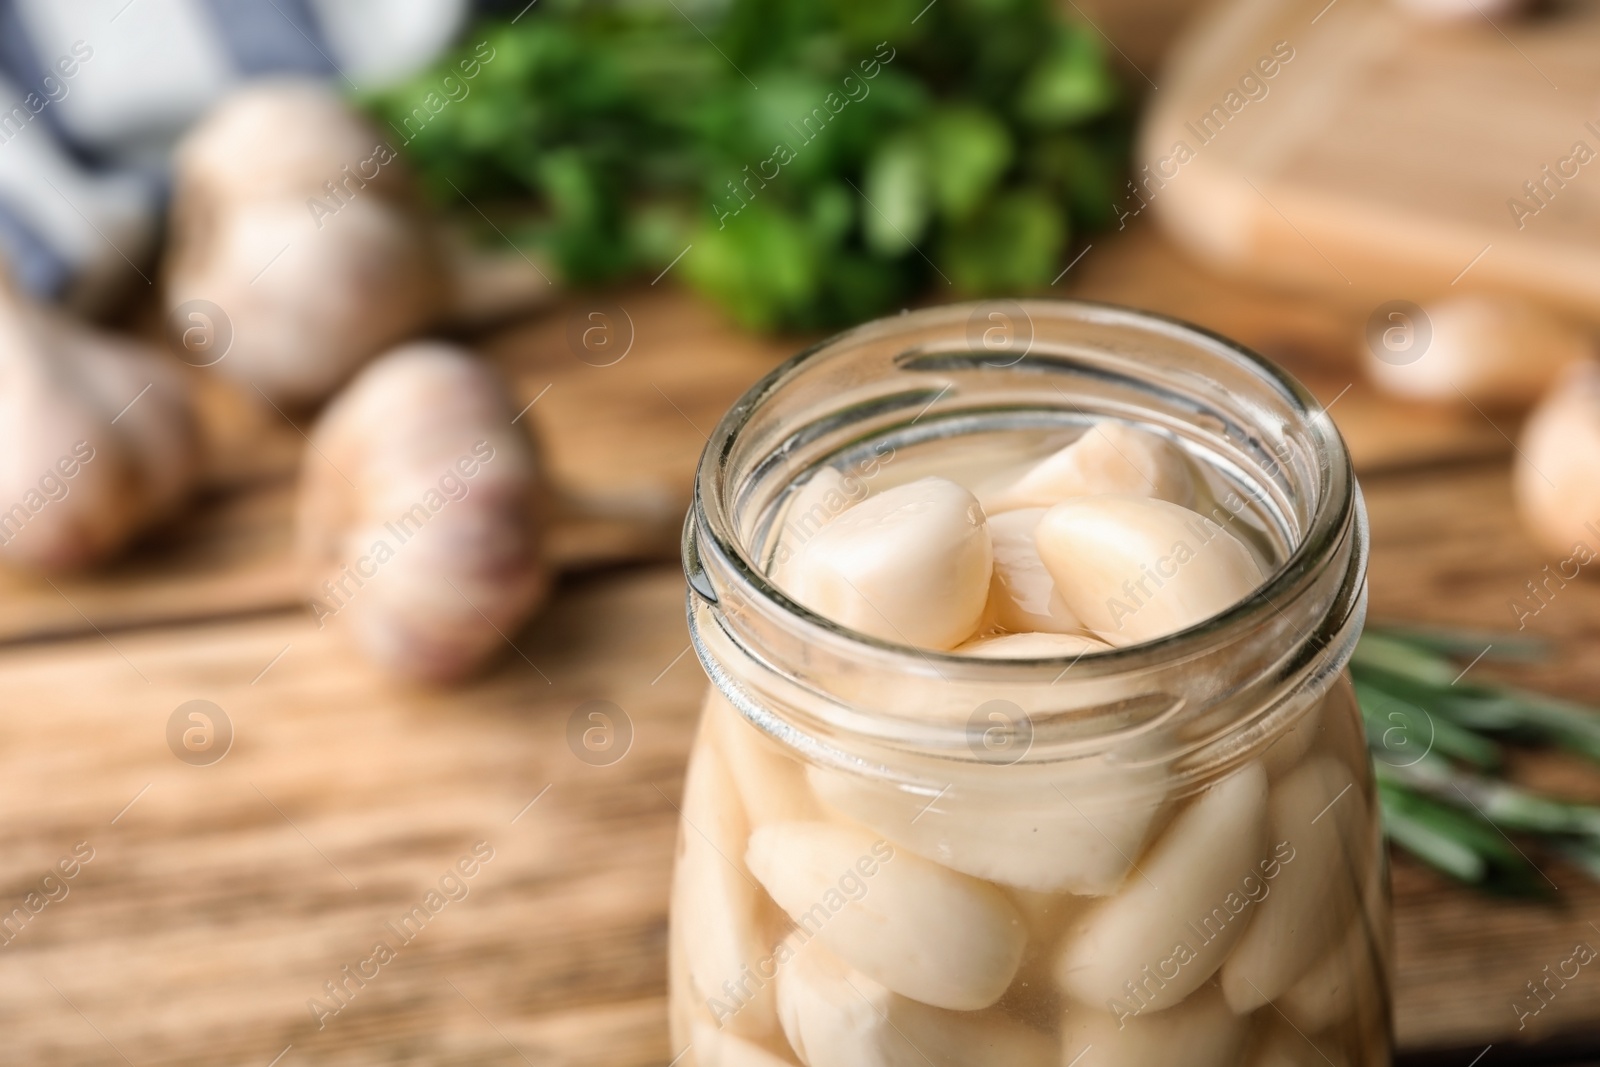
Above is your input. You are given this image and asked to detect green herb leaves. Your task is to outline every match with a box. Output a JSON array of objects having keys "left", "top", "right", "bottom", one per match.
[
  {"left": 365, "top": 0, "right": 1127, "bottom": 330},
  {"left": 1356, "top": 625, "right": 1600, "bottom": 895}
]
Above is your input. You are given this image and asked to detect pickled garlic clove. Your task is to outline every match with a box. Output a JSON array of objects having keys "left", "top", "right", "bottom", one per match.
[
  {"left": 991, "top": 422, "right": 1195, "bottom": 512},
  {"left": 1034, "top": 495, "right": 1265, "bottom": 647},
  {"left": 675, "top": 737, "right": 781, "bottom": 1038},
  {"left": 1261, "top": 699, "right": 1325, "bottom": 779},
  {"left": 1056, "top": 763, "right": 1269, "bottom": 1012},
  {"left": 1001, "top": 888, "right": 1091, "bottom": 1022},
  {"left": 1059, "top": 982, "right": 1249, "bottom": 1067},
  {"left": 807, "top": 769, "right": 1163, "bottom": 896},
  {"left": 1243, "top": 1016, "right": 1351, "bottom": 1067},
  {"left": 956, "top": 631, "right": 1108, "bottom": 659},
  {"left": 776, "top": 944, "right": 1054, "bottom": 1067},
  {"left": 707, "top": 690, "right": 825, "bottom": 827},
  {"left": 787, "top": 476, "right": 992, "bottom": 650},
  {"left": 1221, "top": 758, "right": 1369, "bottom": 1013},
  {"left": 745, "top": 821, "right": 1025, "bottom": 1010},
  {"left": 691, "top": 1021, "right": 801, "bottom": 1067},
  {"left": 982, "top": 508, "right": 1085, "bottom": 634},
  {"left": 770, "top": 467, "right": 854, "bottom": 588},
  {"left": 1280, "top": 919, "right": 1378, "bottom": 1034}
]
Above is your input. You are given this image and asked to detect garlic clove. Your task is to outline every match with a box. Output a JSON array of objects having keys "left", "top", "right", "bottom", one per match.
[
  {"left": 769, "top": 467, "right": 853, "bottom": 590},
  {"left": 1058, "top": 982, "right": 1250, "bottom": 1067},
  {"left": 676, "top": 734, "right": 782, "bottom": 1040},
  {"left": 707, "top": 689, "right": 825, "bottom": 827},
  {"left": 691, "top": 1020, "right": 800, "bottom": 1067},
  {"left": 0, "top": 278, "right": 198, "bottom": 572},
  {"left": 1363, "top": 295, "right": 1591, "bottom": 407},
  {"left": 776, "top": 943, "right": 1054, "bottom": 1067},
  {"left": 1260, "top": 698, "right": 1326, "bottom": 780},
  {"left": 982, "top": 508, "right": 1084, "bottom": 634},
  {"left": 787, "top": 477, "right": 992, "bottom": 650},
  {"left": 1056, "top": 762, "right": 1269, "bottom": 1012},
  {"left": 956, "top": 631, "right": 1108, "bottom": 659},
  {"left": 1221, "top": 757, "right": 1367, "bottom": 1013},
  {"left": 990, "top": 422, "right": 1195, "bottom": 512},
  {"left": 1034, "top": 495, "right": 1265, "bottom": 647},
  {"left": 1279, "top": 919, "right": 1377, "bottom": 1034},
  {"left": 745, "top": 820, "right": 1024, "bottom": 1011},
  {"left": 166, "top": 80, "right": 445, "bottom": 406},
  {"left": 296, "top": 342, "right": 548, "bottom": 683},
  {"left": 806, "top": 766, "right": 1163, "bottom": 897},
  {"left": 1514, "top": 360, "right": 1600, "bottom": 560},
  {"left": 1242, "top": 1016, "right": 1351, "bottom": 1067}
]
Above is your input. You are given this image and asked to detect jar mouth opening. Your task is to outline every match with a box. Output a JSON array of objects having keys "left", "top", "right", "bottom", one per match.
[{"left": 690, "top": 299, "right": 1357, "bottom": 687}]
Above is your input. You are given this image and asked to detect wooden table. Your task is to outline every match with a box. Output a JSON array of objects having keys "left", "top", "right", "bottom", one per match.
[{"left": 3, "top": 223, "right": 1600, "bottom": 1065}]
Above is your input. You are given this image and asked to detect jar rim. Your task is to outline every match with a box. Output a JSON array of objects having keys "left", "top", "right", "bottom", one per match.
[
  {"left": 691, "top": 298, "right": 1355, "bottom": 663},
  {"left": 686, "top": 300, "right": 1367, "bottom": 772}
]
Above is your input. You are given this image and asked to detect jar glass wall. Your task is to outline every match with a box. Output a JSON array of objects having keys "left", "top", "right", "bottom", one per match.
[{"left": 672, "top": 301, "right": 1389, "bottom": 1067}]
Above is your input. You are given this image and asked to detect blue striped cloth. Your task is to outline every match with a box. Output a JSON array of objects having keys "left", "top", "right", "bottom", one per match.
[{"left": 0, "top": 0, "right": 470, "bottom": 307}]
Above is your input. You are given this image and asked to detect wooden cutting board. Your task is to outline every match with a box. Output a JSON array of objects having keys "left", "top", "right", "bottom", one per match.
[{"left": 1140, "top": 0, "right": 1600, "bottom": 321}]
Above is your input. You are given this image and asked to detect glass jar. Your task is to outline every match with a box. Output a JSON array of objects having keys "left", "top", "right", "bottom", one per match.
[{"left": 670, "top": 301, "right": 1390, "bottom": 1067}]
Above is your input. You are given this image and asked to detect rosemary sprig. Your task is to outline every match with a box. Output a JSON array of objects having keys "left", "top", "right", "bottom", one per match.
[{"left": 1354, "top": 625, "right": 1600, "bottom": 894}]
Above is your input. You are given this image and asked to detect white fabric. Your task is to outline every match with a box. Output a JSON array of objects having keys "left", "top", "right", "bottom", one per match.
[
  {"left": 17, "top": 0, "right": 233, "bottom": 165},
  {"left": 0, "top": 0, "right": 467, "bottom": 301},
  {"left": 0, "top": 73, "right": 157, "bottom": 285},
  {"left": 309, "top": 0, "right": 470, "bottom": 89}
]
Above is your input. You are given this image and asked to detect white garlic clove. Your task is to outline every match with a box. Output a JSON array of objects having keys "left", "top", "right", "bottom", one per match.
[
  {"left": 1001, "top": 887, "right": 1090, "bottom": 1023},
  {"left": 991, "top": 422, "right": 1195, "bottom": 512},
  {"left": 0, "top": 279, "right": 199, "bottom": 572},
  {"left": 1515, "top": 360, "right": 1600, "bottom": 560},
  {"left": 669, "top": 917, "right": 698, "bottom": 1056},
  {"left": 1279, "top": 919, "right": 1378, "bottom": 1034},
  {"left": 769, "top": 467, "right": 853, "bottom": 590},
  {"left": 1057, "top": 763, "right": 1269, "bottom": 1012},
  {"left": 166, "top": 80, "right": 444, "bottom": 406},
  {"left": 787, "top": 477, "right": 993, "bottom": 650},
  {"left": 745, "top": 820, "right": 1024, "bottom": 1011},
  {"left": 1059, "top": 982, "right": 1250, "bottom": 1067},
  {"left": 776, "top": 944, "right": 1054, "bottom": 1067},
  {"left": 1221, "top": 758, "right": 1368, "bottom": 1013},
  {"left": 675, "top": 735, "right": 782, "bottom": 1039},
  {"left": 1242, "top": 1016, "right": 1351, "bottom": 1067},
  {"left": 806, "top": 767, "right": 1163, "bottom": 897},
  {"left": 1260, "top": 699, "right": 1326, "bottom": 780},
  {"left": 691, "top": 1021, "right": 800, "bottom": 1067},
  {"left": 1034, "top": 495, "right": 1265, "bottom": 647},
  {"left": 296, "top": 342, "right": 548, "bottom": 683},
  {"left": 1363, "top": 295, "right": 1590, "bottom": 407},
  {"left": 982, "top": 508, "right": 1085, "bottom": 634},
  {"left": 707, "top": 689, "right": 825, "bottom": 827},
  {"left": 956, "top": 631, "right": 1108, "bottom": 659}
]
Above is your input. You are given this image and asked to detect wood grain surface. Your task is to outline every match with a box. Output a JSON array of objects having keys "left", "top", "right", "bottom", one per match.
[{"left": 3, "top": 222, "right": 1600, "bottom": 1064}]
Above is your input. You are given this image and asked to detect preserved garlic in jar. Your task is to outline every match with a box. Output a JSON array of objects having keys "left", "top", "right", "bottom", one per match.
[{"left": 672, "top": 302, "right": 1390, "bottom": 1066}]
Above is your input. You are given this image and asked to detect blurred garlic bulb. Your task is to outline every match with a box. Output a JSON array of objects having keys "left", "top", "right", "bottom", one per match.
[
  {"left": 1514, "top": 361, "right": 1600, "bottom": 560},
  {"left": 1363, "top": 295, "right": 1590, "bottom": 407},
  {"left": 0, "top": 274, "right": 198, "bottom": 571},
  {"left": 298, "top": 342, "right": 549, "bottom": 683},
  {"left": 166, "top": 79, "right": 445, "bottom": 406}
]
